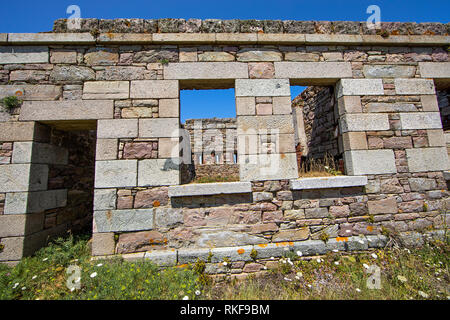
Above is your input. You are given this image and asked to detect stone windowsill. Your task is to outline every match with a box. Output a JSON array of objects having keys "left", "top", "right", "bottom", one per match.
[
  {"left": 290, "top": 175, "right": 368, "bottom": 190},
  {"left": 168, "top": 181, "right": 252, "bottom": 197}
]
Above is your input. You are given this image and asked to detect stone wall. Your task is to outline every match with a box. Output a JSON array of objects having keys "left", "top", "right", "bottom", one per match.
[{"left": 0, "top": 19, "right": 449, "bottom": 265}]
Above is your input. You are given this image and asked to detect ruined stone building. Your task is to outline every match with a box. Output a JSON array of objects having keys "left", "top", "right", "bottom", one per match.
[{"left": 0, "top": 19, "right": 449, "bottom": 272}]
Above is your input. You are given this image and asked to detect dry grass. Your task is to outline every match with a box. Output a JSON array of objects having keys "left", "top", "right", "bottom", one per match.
[
  {"left": 190, "top": 175, "right": 240, "bottom": 184},
  {"left": 298, "top": 153, "right": 342, "bottom": 177}
]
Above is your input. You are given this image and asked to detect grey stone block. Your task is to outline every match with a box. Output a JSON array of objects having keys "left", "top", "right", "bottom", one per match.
[
  {"left": 195, "top": 229, "right": 268, "bottom": 248},
  {"left": 235, "top": 79, "right": 290, "bottom": 97},
  {"left": 12, "top": 142, "right": 68, "bottom": 165},
  {"left": 138, "top": 159, "right": 180, "bottom": 186},
  {"left": 336, "top": 79, "right": 384, "bottom": 97},
  {"left": 0, "top": 164, "right": 48, "bottom": 192},
  {"left": 237, "top": 115, "right": 295, "bottom": 134},
  {"left": 164, "top": 62, "right": 248, "bottom": 79},
  {"left": 340, "top": 113, "right": 390, "bottom": 132},
  {"left": 0, "top": 85, "right": 61, "bottom": 101},
  {"left": 95, "top": 139, "right": 118, "bottom": 160},
  {"left": 154, "top": 208, "right": 183, "bottom": 228},
  {"left": 363, "top": 65, "right": 416, "bottom": 78},
  {"left": 292, "top": 240, "right": 327, "bottom": 255},
  {"left": 399, "top": 112, "right": 442, "bottom": 130},
  {"left": 290, "top": 176, "right": 367, "bottom": 190},
  {"left": 178, "top": 248, "right": 212, "bottom": 264},
  {"left": 93, "top": 189, "right": 117, "bottom": 211},
  {"left": 95, "top": 160, "right": 137, "bottom": 188},
  {"left": 274, "top": 62, "right": 352, "bottom": 79},
  {"left": 0, "top": 212, "right": 44, "bottom": 237},
  {"left": 138, "top": 118, "right": 180, "bottom": 138},
  {"left": 92, "top": 233, "right": 116, "bottom": 256},
  {"left": 144, "top": 250, "right": 177, "bottom": 267},
  {"left": 97, "top": 119, "right": 138, "bottom": 139},
  {"left": 4, "top": 190, "right": 67, "bottom": 215},
  {"left": 406, "top": 147, "right": 449, "bottom": 172},
  {"left": 394, "top": 79, "right": 435, "bottom": 95},
  {"left": 239, "top": 153, "right": 299, "bottom": 181},
  {"left": 0, "top": 122, "right": 49, "bottom": 142},
  {"left": 210, "top": 245, "right": 253, "bottom": 263},
  {"left": 0, "top": 237, "right": 24, "bottom": 262},
  {"left": 366, "top": 235, "right": 388, "bottom": 248},
  {"left": 20, "top": 100, "right": 113, "bottom": 121},
  {"left": 168, "top": 182, "right": 251, "bottom": 197},
  {"left": 419, "top": 62, "right": 450, "bottom": 78},
  {"left": 344, "top": 150, "right": 397, "bottom": 175},
  {"left": 347, "top": 236, "right": 369, "bottom": 251},
  {"left": 0, "top": 46, "right": 48, "bottom": 64},
  {"left": 83, "top": 81, "right": 129, "bottom": 99},
  {"left": 94, "top": 209, "right": 154, "bottom": 233},
  {"left": 251, "top": 243, "right": 295, "bottom": 259},
  {"left": 130, "top": 80, "right": 179, "bottom": 99}
]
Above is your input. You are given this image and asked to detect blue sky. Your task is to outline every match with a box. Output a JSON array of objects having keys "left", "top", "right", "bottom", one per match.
[{"left": 1, "top": 0, "right": 448, "bottom": 121}]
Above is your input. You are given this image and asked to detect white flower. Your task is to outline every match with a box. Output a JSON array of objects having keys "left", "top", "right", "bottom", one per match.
[
  {"left": 371, "top": 253, "right": 378, "bottom": 259},
  {"left": 21, "top": 287, "right": 26, "bottom": 290},
  {"left": 307, "top": 284, "right": 312, "bottom": 288},
  {"left": 12, "top": 283, "right": 19, "bottom": 289},
  {"left": 195, "top": 290, "right": 201, "bottom": 296},
  {"left": 296, "top": 251, "right": 302, "bottom": 257},
  {"left": 297, "top": 272, "right": 303, "bottom": 277},
  {"left": 418, "top": 291, "right": 429, "bottom": 299},
  {"left": 295, "top": 276, "right": 300, "bottom": 280},
  {"left": 334, "top": 261, "right": 340, "bottom": 265},
  {"left": 32, "top": 275, "right": 37, "bottom": 280},
  {"left": 223, "top": 262, "right": 228, "bottom": 266},
  {"left": 42, "top": 258, "right": 48, "bottom": 262},
  {"left": 288, "top": 260, "right": 293, "bottom": 266},
  {"left": 90, "top": 272, "right": 97, "bottom": 278},
  {"left": 356, "top": 288, "right": 361, "bottom": 292},
  {"left": 363, "top": 263, "right": 369, "bottom": 269},
  {"left": 316, "top": 258, "right": 322, "bottom": 263},
  {"left": 183, "top": 296, "right": 189, "bottom": 300},
  {"left": 96, "top": 263, "right": 103, "bottom": 267},
  {"left": 284, "top": 277, "right": 292, "bottom": 281}
]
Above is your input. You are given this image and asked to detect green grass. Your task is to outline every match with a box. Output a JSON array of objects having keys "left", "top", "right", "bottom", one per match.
[
  {"left": 0, "top": 234, "right": 448, "bottom": 300},
  {"left": 0, "top": 234, "right": 201, "bottom": 300}
]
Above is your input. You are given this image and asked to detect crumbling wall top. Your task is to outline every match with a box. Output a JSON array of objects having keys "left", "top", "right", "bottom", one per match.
[{"left": 52, "top": 18, "right": 450, "bottom": 36}]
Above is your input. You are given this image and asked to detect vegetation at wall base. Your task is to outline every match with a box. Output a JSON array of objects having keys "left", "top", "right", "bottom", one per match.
[{"left": 0, "top": 233, "right": 448, "bottom": 300}]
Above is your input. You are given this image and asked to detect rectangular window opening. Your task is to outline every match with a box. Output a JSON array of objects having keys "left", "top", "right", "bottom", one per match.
[
  {"left": 180, "top": 88, "right": 239, "bottom": 184},
  {"left": 291, "top": 85, "right": 344, "bottom": 178}
]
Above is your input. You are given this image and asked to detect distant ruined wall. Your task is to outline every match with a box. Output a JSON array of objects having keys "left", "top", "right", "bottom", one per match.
[
  {"left": 292, "top": 87, "right": 339, "bottom": 160},
  {"left": 183, "top": 118, "right": 239, "bottom": 181}
]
